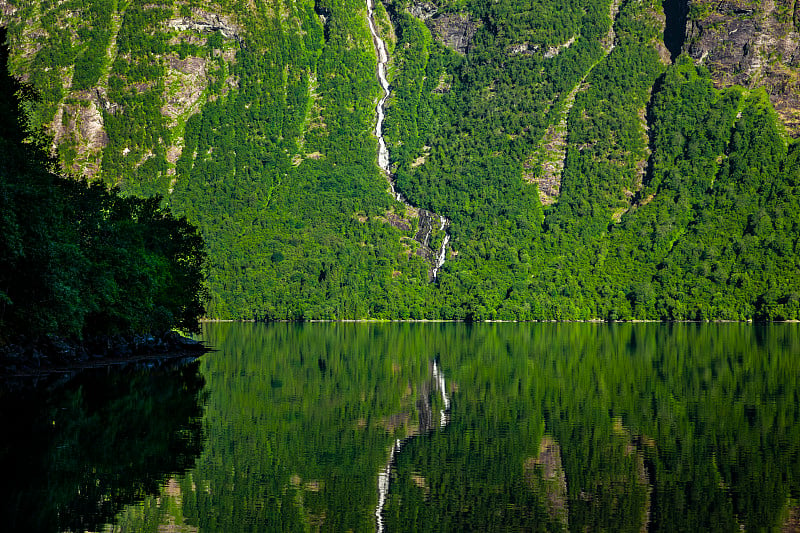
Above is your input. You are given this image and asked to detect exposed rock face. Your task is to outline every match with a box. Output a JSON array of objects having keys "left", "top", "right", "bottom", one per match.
[
  {"left": 525, "top": 0, "right": 626, "bottom": 206},
  {"left": 53, "top": 94, "right": 108, "bottom": 177},
  {"left": 407, "top": 2, "right": 478, "bottom": 54},
  {"left": 524, "top": 81, "right": 581, "bottom": 205},
  {"left": 378, "top": 205, "right": 442, "bottom": 266},
  {"left": 408, "top": 2, "right": 437, "bottom": 20},
  {"left": 167, "top": 11, "right": 242, "bottom": 42},
  {"left": 685, "top": 0, "right": 800, "bottom": 134},
  {"left": 414, "top": 208, "right": 439, "bottom": 262},
  {"left": 163, "top": 54, "right": 210, "bottom": 128},
  {"left": 0, "top": 0, "right": 15, "bottom": 18},
  {"left": 385, "top": 211, "right": 412, "bottom": 231},
  {"left": 507, "top": 42, "right": 538, "bottom": 55},
  {"left": 1, "top": 0, "right": 241, "bottom": 184},
  {"left": 94, "top": 87, "right": 119, "bottom": 115},
  {"left": 429, "top": 13, "right": 477, "bottom": 54}
]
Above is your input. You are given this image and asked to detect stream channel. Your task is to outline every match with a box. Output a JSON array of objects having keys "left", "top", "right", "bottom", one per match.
[{"left": 366, "top": 0, "right": 450, "bottom": 279}]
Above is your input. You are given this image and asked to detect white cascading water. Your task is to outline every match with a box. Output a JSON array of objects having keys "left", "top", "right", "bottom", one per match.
[
  {"left": 365, "top": 0, "right": 450, "bottom": 277},
  {"left": 366, "top": 0, "right": 392, "bottom": 175},
  {"left": 431, "top": 216, "right": 450, "bottom": 280},
  {"left": 367, "top": 5, "right": 453, "bottom": 526}
]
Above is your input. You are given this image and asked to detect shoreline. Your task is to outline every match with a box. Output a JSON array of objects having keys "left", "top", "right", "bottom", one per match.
[
  {"left": 0, "top": 331, "right": 210, "bottom": 380},
  {"left": 6, "top": 318, "right": 794, "bottom": 379},
  {"left": 198, "top": 318, "right": 796, "bottom": 324}
]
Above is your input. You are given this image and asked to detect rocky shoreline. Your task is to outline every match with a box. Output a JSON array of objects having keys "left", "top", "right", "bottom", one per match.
[{"left": 0, "top": 331, "right": 210, "bottom": 378}]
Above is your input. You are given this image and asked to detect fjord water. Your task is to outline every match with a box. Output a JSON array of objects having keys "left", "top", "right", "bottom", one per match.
[{"left": 4, "top": 323, "right": 800, "bottom": 532}]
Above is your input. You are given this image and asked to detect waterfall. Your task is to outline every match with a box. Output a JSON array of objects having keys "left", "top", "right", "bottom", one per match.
[
  {"left": 366, "top": 0, "right": 392, "bottom": 175},
  {"left": 431, "top": 216, "right": 450, "bottom": 280},
  {"left": 365, "top": 0, "right": 450, "bottom": 278}
]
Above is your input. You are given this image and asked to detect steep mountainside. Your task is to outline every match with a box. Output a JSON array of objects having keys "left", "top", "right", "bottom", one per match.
[
  {"left": 2, "top": 0, "right": 241, "bottom": 187},
  {"left": 2, "top": 0, "right": 445, "bottom": 319},
  {"left": 685, "top": 0, "right": 800, "bottom": 135},
  {"left": 2, "top": 0, "right": 800, "bottom": 321}
]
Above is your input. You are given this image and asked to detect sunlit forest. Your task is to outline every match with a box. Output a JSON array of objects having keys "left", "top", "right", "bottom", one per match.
[{"left": 2, "top": 0, "right": 799, "bottom": 324}]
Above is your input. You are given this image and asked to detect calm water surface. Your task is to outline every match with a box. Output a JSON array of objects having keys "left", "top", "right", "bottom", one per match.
[{"left": 2, "top": 323, "right": 800, "bottom": 532}]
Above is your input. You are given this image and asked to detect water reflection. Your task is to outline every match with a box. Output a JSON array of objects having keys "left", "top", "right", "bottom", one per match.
[
  {"left": 10, "top": 323, "right": 800, "bottom": 532},
  {"left": 0, "top": 360, "right": 205, "bottom": 533},
  {"left": 376, "top": 359, "right": 451, "bottom": 532}
]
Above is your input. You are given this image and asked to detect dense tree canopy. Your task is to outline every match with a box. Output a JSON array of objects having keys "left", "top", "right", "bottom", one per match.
[
  {"left": 0, "top": 31, "right": 206, "bottom": 340},
  {"left": 3, "top": 0, "right": 800, "bottom": 322}
]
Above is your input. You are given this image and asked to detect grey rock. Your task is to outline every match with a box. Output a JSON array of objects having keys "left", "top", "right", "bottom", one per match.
[
  {"left": 685, "top": 0, "right": 800, "bottom": 135},
  {"left": 409, "top": 2, "right": 437, "bottom": 20},
  {"left": 406, "top": 2, "right": 478, "bottom": 54},
  {"left": 429, "top": 13, "right": 478, "bottom": 54},
  {"left": 167, "top": 11, "right": 242, "bottom": 42}
]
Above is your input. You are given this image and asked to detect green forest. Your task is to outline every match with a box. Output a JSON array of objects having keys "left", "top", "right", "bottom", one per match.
[
  {"left": 0, "top": 30, "right": 206, "bottom": 341},
  {"left": 2, "top": 0, "right": 800, "bottom": 323}
]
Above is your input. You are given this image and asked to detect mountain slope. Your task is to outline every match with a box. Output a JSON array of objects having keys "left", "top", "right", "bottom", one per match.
[
  {"left": 685, "top": 0, "right": 800, "bottom": 135},
  {"left": 2, "top": 0, "right": 800, "bottom": 321}
]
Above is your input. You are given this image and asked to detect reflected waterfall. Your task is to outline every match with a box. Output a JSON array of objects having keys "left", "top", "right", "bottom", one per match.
[{"left": 375, "top": 360, "right": 451, "bottom": 533}]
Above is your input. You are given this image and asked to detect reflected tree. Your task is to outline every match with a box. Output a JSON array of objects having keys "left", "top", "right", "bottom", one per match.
[{"left": 0, "top": 361, "right": 205, "bottom": 532}]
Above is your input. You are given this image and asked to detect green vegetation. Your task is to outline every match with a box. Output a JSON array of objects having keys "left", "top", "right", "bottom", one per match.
[
  {"left": 543, "top": 58, "right": 800, "bottom": 321},
  {"left": 4, "top": 0, "right": 800, "bottom": 321},
  {"left": 166, "top": 0, "right": 436, "bottom": 320},
  {"left": 386, "top": 0, "right": 800, "bottom": 321},
  {"left": 0, "top": 32, "right": 206, "bottom": 340}
]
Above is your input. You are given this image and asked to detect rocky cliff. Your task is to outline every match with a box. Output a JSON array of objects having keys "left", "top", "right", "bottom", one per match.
[
  {"left": 3, "top": 0, "right": 800, "bottom": 322},
  {"left": 685, "top": 0, "right": 800, "bottom": 134},
  {"left": 0, "top": 0, "right": 241, "bottom": 185},
  {"left": 406, "top": 1, "right": 478, "bottom": 54}
]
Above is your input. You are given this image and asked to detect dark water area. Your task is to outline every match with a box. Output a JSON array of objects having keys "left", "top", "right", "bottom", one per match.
[
  {"left": 0, "top": 360, "right": 205, "bottom": 532},
  {"left": 662, "top": 0, "right": 689, "bottom": 61},
  {"left": 4, "top": 323, "right": 800, "bottom": 532}
]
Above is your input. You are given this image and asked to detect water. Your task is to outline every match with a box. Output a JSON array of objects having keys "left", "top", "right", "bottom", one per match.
[
  {"left": 365, "top": 0, "right": 450, "bottom": 278},
  {"left": 366, "top": 0, "right": 392, "bottom": 175},
  {"left": 3, "top": 322, "right": 800, "bottom": 532}
]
